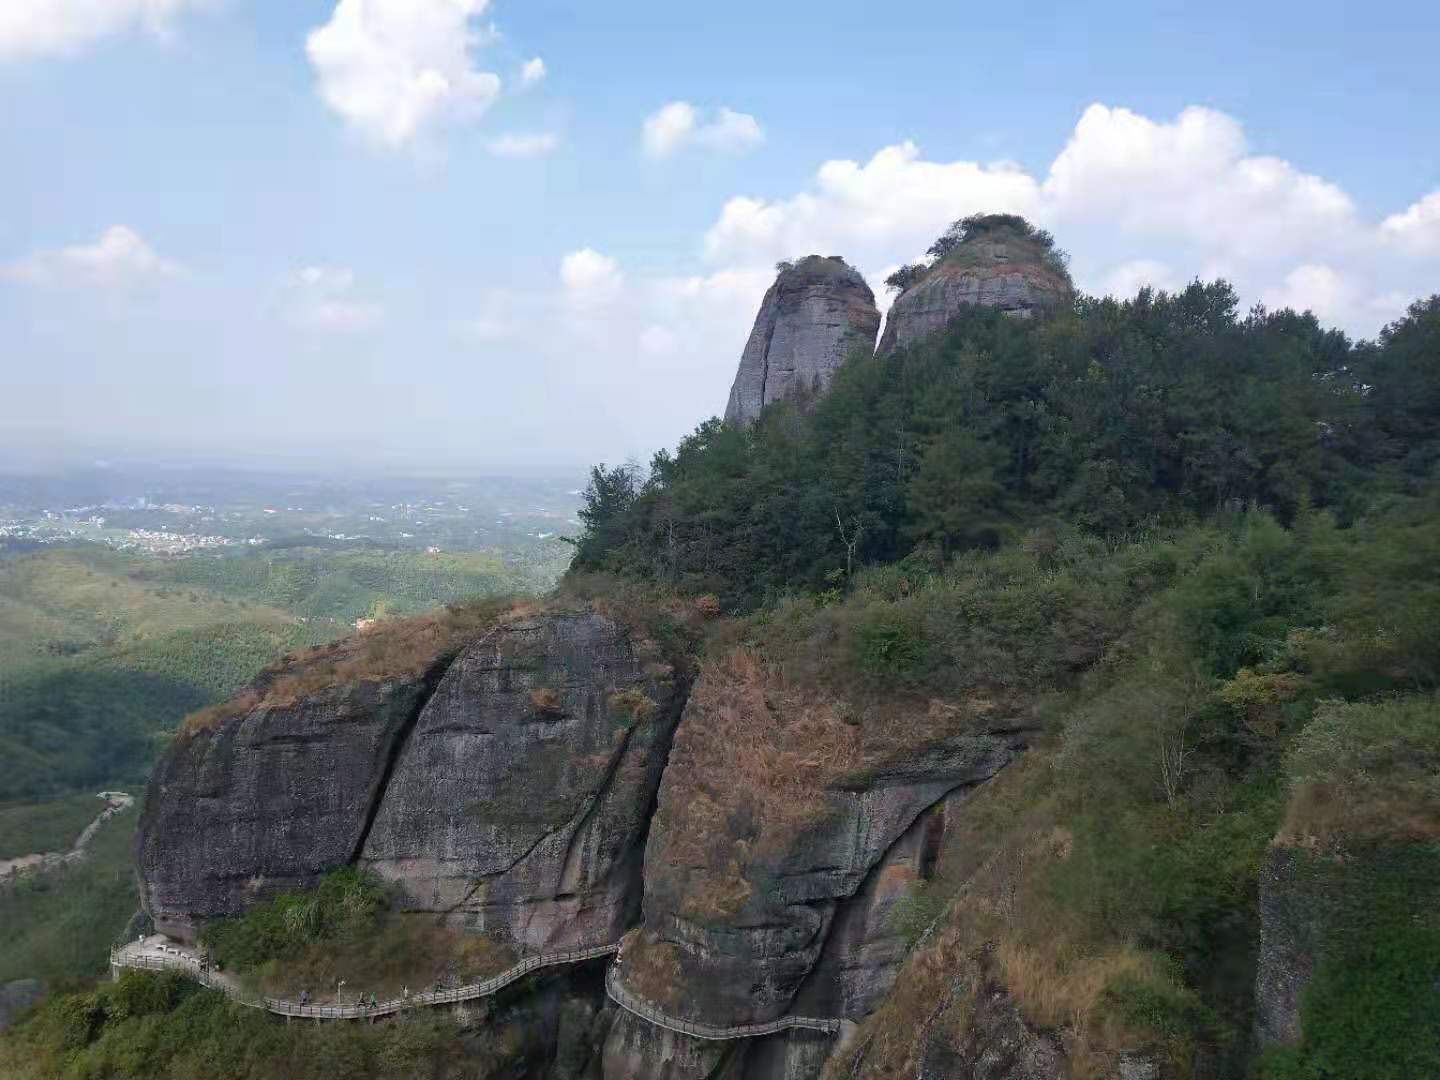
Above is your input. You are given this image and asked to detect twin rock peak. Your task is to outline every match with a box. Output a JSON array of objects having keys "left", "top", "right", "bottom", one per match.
[{"left": 723, "top": 223, "right": 1075, "bottom": 425}]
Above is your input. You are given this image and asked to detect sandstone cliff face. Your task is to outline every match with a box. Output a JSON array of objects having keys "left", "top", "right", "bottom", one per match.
[
  {"left": 608, "top": 655, "right": 1031, "bottom": 1079},
  {"left": 360, "top": 612, "right": 687, "bottom": 949},
  {"left": 877, "top": 237, "right": 1073, "bottom": 354},
  {"left": 724, "top": 257, "right": 880, "bottom": 425},
  {"left": 138, "top": 671, "right": 439, "bottom": 941},
  {"left": 138, "top": 607, "right": 692, "bottom": 950}
]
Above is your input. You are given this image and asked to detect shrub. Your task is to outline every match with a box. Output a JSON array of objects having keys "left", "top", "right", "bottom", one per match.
[
  {"left": 853, "top": 609, "right": 930, "bottom": 680},
  {"left": 201, "top": 867, "right": 389, "bottom": 971},
  {"left": 1281, "top": 695, "right": 1440, "bottom": 844}
]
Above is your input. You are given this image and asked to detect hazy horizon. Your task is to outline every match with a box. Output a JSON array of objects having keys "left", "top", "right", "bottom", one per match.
[{"left": 5, "top": 0, "right": 1440, "bottom": 471}]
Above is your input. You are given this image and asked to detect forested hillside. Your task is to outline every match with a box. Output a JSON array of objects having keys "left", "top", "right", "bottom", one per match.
[
  {"left": 572, "top": 283, "right": 1439, "bottom": 607},
  {"left": 558, "top": 258, "right": 1440, "bottom": 1077},
  {"left": 0, "top": 545, "right": 560, "bottom": 800}
]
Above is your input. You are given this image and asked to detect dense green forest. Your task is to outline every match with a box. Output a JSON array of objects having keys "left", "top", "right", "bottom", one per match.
[
  {"left": 0, "top": 545, "right": 560, "bottom": 801},
  {"left": 571, "top": 282, "right": 1439, "bottom": 607}
]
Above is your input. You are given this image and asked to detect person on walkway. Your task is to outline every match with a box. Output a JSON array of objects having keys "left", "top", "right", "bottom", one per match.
[
  {"left": 299, "top": 990, "right": 309, "bottom": 1009},
  {"left": 402, "top": 985, "right": 409, "bottom": 1003},
  {"left": 369, "top": 991, "right": 377, "bottom": 1009}
]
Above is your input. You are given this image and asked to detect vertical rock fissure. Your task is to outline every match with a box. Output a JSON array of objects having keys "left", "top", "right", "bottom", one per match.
[
  {"left": 783, "top": 771, "right": 1004, "bottom": 1022},
  {"left": 555, "top": 722, "right": 639, "bottom": 889},
  {"left": 591, "top": 674, "right": 694, "bottom": 931},
  {"left": 348, "top": 648, "right": 466, "bottom": 864}
]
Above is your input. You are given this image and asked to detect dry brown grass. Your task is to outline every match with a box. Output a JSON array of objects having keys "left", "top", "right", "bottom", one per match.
[
  {"left": 178, "top": 596, "right": 526, "bottom": 737},
  {"left": 652, "top": 647, "right": 1018, "bottom": 923},
  {"left": 620, "top": 935, "right": 683, "bottom": 1005},
  {"left": 1277, "top": 781, "right": 1440, "bottom": 848},
  {"left": 529, "top": 687, "right": 562, "bottom": 712},
  {"left": 826, "top": 750, "right": 1185, "bottom": 1080}
]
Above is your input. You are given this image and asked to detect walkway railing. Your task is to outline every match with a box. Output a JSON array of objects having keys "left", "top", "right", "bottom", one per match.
[
  {"left": 111, "top": 938, "right": 849, "bottom": 1038},
  {"left": 111, "top": 941, "right": 618, "bottom": 1021},
  {"left": 604, "top": 965, "right": 843, "bottom": 1039}
]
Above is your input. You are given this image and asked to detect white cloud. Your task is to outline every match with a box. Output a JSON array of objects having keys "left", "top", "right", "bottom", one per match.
[
  {"left": 699, "top": 103, "right": 1440, "bottom": 337},
  {"left": 1043, "top": 105, "right": 1359, "bottom": 262},
  {"left": 694, "top": 107, "right": 765, "bottom": 154},
  {"left": 642, "top": 101, "right": 764, "bottom": 159},
  {"left": 1097, "top": 258, "right": 1181, "bottom": 299},
  {"left": 485, "top": 131, "right": 560, "bottom": 158},
  {"left": 1261, "top": 264, "right": 1351, "bottom": 322},
  {"left": 560, "top": 248, "right": 623, "bottom": 304},
  {"left": 703, "top": 142, "right": 1037, "bottom": 265},
  {"left": 519, "top": 56, "right": 545, "bottom": 87},
  {"left": 306, "top": 0, "right": 503, "bottom": 149},
  {"left": 639, "top": 324, "right": 679, "bottom": 356},
  {"left": 1382, "top": 191, "right": 1440, "bottom": 256},
  {"left": 0, "top": 0, "right": 213, "bottom": 60},
  {"left": 2, "top": 225, "right": 180, "bottom": 286},
  {"left": 289, "top": 265, "right": 383, "bottom": 332}
]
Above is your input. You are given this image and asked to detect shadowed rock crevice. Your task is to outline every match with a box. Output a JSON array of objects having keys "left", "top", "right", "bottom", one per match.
[
  {"left": 359, "top": 610, "right": 693, "bottom": 949},
  {"left": 349, "top": 646, "right": 477, "bottom": 863},
  {"left": 137, "top": 663, "right": 456, "bottom": 941}
]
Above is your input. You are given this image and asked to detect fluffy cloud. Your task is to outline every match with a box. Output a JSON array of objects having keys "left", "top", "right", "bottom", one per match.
[
  {"left": 485, "top": 131, "right": 560, "bottom": 158},
  {"left": 1382, "top": 191, "right": 1440, "bottom": 256},
  {"left": 1098, "top": 258, "right": 1182, "bottom": 300},
  {"left": 560, "top": 248, "right": 623, "bottom": 303},
  {"left": 0, "top": 0, "right": 212, "bottom": 60},
  {"left": 306, "top": 0, "right": 503, "bottom": 148},
  {"left": 699, "top": 103, "right": 1440, "bottom": 336},
  {"left": 519, "top": 56, "right": 545, "bottom": 87},
  {"left": 289, "top": 265, "right": 383, "bottom": 332},
  {"left": 703, "top": 141, "right": 1036, "bottom": 265},
  {"left": 2, "top": 225, "right": 180, "bottom": 285},
  {"left": 642, "top": 102, "right": 764, "bottom": 159}
]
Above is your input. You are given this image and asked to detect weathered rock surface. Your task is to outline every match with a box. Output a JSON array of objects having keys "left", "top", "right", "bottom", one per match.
[
  {"left": 138, "top": 670, "right": 439, "bottom": 941},
  {"left": 138, "top": 608, "right": 692, "bottom": 951},
  {"left": 877, "top": 237, "right": 1073, "bottom": 354},
  {"left": 920, "top": 980, "right": 1065, "bottom": 1080},
  {"left": 609, "top": 658, "right": 1031, "bottom": 1080},
  {"left": 1255, "top": 845, "right": 1321, "bottom": 1048},
  {"left": 456, "top": 962, "right": 614, "bottom": 1080},
  {"left": 724, "top": 256, "right": 880, "bottom": 425},
  {"left": 361, "top": 612, "right": 688, "bottom": 949}
]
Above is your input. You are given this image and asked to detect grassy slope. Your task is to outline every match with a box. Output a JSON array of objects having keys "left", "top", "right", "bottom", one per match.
[
  {"left": 0, "top": 796, "right": 106, "bottom": 861},
  {"left": 0, "top": 805, "right": 138, "bottom": 986}
]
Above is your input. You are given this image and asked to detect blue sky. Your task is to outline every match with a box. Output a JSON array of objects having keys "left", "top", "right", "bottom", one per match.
[{"left": 3, "top": 0, "right": 1439, "bottom": 472}]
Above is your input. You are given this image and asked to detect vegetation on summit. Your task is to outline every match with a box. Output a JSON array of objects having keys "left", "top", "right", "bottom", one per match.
[{"left": 563, "top": 218, "right": 1440, "bottom": 1078}]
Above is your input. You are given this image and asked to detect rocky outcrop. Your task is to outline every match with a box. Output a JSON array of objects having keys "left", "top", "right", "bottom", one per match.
[
  {"left": 360, "top": 612, "right": 688, "bottom": 949},
  {"left": 920, "top": 980, "right": 1065, "bottom": 1080},
  {"left": 724, "top": 256, "right": 880, "bottom": 425},
  {"left": 1255, "top": 845, "right": 1324, "bottom": 1047},
  {"left": 877, "top": 235, "right": 1073, "bottom": 354},
  {"left": 1257, "top": 838, "right": 1440, "bottom": 1056},
  {"left": 138, "top": 607, "right": 693, "bottom": 949},
  {"left": 138, "top": 671, "right": 439, "bottom": 941},
  {"left": 609, "top": 656, "right": 1032, "bottom": 1079}
]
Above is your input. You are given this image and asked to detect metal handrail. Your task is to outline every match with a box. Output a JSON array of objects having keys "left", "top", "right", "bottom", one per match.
[
  {"left": 111, "top": 940, "right": 846, "bottom": 1038},
  {"left": 111, "top": 942, "right": 618, "bottom": 1021},
  {"left": 604, "top": 965, "right": 842, "bottom": 1039}
]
